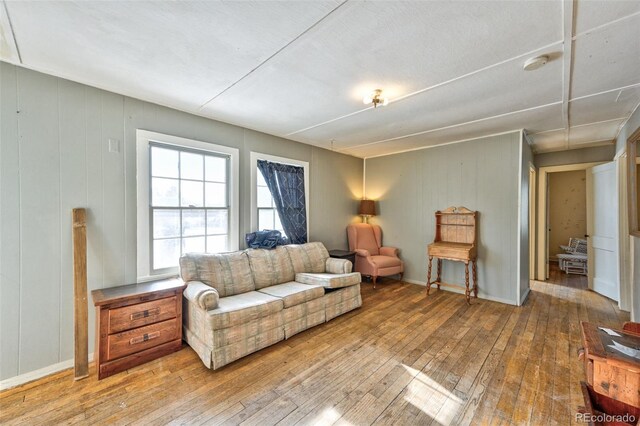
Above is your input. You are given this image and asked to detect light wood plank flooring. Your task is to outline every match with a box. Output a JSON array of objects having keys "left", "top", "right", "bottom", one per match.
[{"left": 0, "top": 279, "right": 628, "bottom": 425}]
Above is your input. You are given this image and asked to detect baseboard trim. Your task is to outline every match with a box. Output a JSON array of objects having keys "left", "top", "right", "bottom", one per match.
[
  {"left": 403, "top": 279, "right": 518, "bottom": 306},
  {"left": 0, "top": 353, "right": 94, "bottom": 391}
]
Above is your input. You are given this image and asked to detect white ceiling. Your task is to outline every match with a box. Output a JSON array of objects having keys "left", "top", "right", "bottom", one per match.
[{"left": 1, "top": 1, "right": 639, "bottom": 158}]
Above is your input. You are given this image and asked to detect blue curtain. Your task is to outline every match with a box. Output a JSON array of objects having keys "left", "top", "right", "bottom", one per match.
[{"left": 257, "top": 160, "right": 307, "bottom": 244}]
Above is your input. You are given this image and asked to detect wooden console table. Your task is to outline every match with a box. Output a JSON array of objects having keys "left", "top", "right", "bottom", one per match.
[
  {"left": 426, "top": 206, "right": 478, "bottom": 304},
  {"left": 92, "top": 278, "right": 185, "bottom": 379}
]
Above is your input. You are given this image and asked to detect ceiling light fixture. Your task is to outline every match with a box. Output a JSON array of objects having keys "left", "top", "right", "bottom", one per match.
[
  {"left": 363, "top": 89, "right": 389, "bottom": 108},
  {"left": 523, "top": 55, "right": 550, "bottom": 71}
]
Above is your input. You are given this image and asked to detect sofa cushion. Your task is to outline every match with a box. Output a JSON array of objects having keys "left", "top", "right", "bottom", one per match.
[
  {"left": 370, "top": 255, "right": 403, "bottom": 268},
  {"left": 180, "top": 252, "right": 255, "bottom": 297},
  {"left": 246, "top": 246, "right": 295, "bottom": 289},
  {"left": 258, "top": 281, "right": 325, "bottom": 308},
  {"left": 206, "top": 291, "right": 283, "bottom": 329},
  {"left": 285, "top": 242, "right": 329, "bottom": 273},
  {"left": 295, "top": 272, "right": 361, "bottom": 289}
]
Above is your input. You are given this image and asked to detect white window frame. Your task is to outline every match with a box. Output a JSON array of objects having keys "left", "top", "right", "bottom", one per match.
[
  {"left": 137, "top": 130, "right": 239, "bottom": 281},
  {"left": 250, "top": 152, "right": 310, "bottom": 241}
]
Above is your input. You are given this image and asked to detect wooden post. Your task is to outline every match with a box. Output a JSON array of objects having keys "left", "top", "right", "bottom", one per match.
[{"left": 72, "top": 208, "right": 89, "bottom": 380}]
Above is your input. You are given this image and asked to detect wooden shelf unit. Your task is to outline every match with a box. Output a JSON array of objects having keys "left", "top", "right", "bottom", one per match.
[{"left": 427, "top": 206, "right": 478, "bottom": 304}]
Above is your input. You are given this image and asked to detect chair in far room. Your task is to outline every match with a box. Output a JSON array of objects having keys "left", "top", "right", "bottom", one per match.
[{"left": 347, "top": 223, "right": 404, "bottom": 288}]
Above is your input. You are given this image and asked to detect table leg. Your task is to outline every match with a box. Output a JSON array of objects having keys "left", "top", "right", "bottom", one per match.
[
  {"left": 436, "top": 259, "right": 442, "bottom": 290},
  {"left": 426, "top": 256, "right": 433, "bottom": 295},
  {"left": 464, "top": 261, "right": 470, "bottom": 305},
  {"left": 472, "top": 260, "right": 478, "bottom": 298}
]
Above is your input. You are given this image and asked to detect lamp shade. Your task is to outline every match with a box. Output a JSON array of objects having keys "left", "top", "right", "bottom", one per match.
[{"left": 358, "top": 199, "right": 376, "bottom": 216}]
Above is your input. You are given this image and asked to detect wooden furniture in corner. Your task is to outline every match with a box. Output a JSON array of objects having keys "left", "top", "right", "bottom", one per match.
[
  {"left": 426, "top": 206, "right": 478, "bottom": 304},
  {"left": 91, "top": 278, "right": 186, "bottom": 380},
  {"left": 579, "top": 321, "right": 640, "bottom": 408},
  {"left": 72, "top": 208, "right": 89, "bottom": 380}
]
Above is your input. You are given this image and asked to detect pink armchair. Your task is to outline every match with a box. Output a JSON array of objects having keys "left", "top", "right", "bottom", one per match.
[{"left": 347, "top": 223, "right": 404, "bottom": 288}]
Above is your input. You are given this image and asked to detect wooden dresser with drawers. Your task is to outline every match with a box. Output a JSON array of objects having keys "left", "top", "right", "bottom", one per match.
[{"left": 91, "top": 278, "right": 186, "bottom": 379}]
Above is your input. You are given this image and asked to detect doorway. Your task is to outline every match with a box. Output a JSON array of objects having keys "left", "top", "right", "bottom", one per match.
[{"left": 546, "top": 169, "right": 588, "bottom": 289}]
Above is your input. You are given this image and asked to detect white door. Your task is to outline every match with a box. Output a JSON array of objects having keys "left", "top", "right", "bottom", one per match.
[{"left": 586, "top": 162, "right": 619, "bottom": 301}]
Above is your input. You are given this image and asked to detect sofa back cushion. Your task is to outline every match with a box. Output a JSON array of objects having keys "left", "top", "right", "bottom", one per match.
[
  {"left": 246, "top": 246, "right": 295, "bottom": 289},
  {"left": 285, "top": 242, "right": 329, "bottom": 273},
  {"left": 179, "top": 251, "right": 255, "bottom": 297}
]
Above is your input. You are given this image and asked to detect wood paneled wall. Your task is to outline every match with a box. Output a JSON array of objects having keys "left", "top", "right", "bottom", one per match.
[
  {"left": 364, "top": 132, "right": 525, "bottom": 305},
  {"left": 0, "top": 62, "right": 363, "bottom": 381}
]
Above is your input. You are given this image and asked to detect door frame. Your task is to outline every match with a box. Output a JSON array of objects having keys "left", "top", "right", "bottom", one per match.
[
  {"left": 529, "top": 165, "right": 537, "bottom": 281},
  {"left": 536, "top": 162, "right": 603, "bottom": 281}
]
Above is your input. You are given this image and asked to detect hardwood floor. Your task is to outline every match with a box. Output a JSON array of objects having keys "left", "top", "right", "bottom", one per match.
[
  {"left": 547, "top": 262, "right": 588, "bottom": 289},
  {"left": 0, "top": 279, "right": 628, "bottom": 425}
]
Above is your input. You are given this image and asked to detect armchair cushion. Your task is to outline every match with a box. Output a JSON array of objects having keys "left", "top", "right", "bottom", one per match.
[
  {"left": 183, "top": 281, "right": 219, "bottom": 310},
  {"left": 325, "top": 258, "right": 353, "bottom": 274},
  {"left": 370, "top": 255, "right": 403, "bottom": 269},
  {"left": 295, "top": 272, "right": 361, "bottom": 289}
]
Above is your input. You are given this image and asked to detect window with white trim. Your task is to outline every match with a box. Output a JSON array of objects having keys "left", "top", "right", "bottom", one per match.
[
  {"left": 137, "top": 130, "right": 239, "bottom": 281},
  {"left": 249, "top": 152, "right": 309, "bottom": 240}
]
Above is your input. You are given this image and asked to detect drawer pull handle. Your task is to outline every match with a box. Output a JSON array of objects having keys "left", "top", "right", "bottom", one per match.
[
  {"left": 130, "top": 307, "right": 160, "bottom": 321},
  {"left": 130, "top": 331, "right": 160, "bottom": 345}
]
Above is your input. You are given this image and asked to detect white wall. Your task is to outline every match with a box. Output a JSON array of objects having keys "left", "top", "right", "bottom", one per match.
[
  {"left": 519, "top": 133, "right": 533, "bottom": 304},
  {"left": 0, "top": 62, "right": 363, "bottom": 382},
  {"left": 364, "top": 131, "right": 525, "bottom": 305}
]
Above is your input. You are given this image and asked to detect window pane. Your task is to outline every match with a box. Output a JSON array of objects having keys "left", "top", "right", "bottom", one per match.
[
  {"left": 257, "top": 169, "right": 267, "bottom": 187},
  {"left": 257, "top": 186, "right": 273, "bottom": 208},
  {"left": 153, "top": 209, "right": 180, "bottom": 238},
  {"left": 182, "top": 236, "right": 205, "bottom": 254},
  {"left": 151, "top": 147, "right": 179, "bottom": 178},
  {"left": 207, "top": 235, "right": 227, "bottom": 253},
  {"left": 205, "top": 156, "right": 226, "bottom": 182},
  {"left": 205, "top": 182, "right": 226, "bottom": 207},
  {"left": 207, "top": 210, "right": 228, "bottom": 235},
  {"left": 152, "top": 178, "right": 179, "bottom": 207},
  {"left": 258, "top": 209, "right": 274, "bottom": 230},
  {"left": 274, "top": 211, "right": 285, "bottom": 235},
  {"left": 182, "top": 209, "right": 205, "bottom": 236},
  {"left": 181, "top": 180, "right": 203, "bottom": 207},
  {"left": 153, "top": 238, "right": 180, "bottom": 270},
  {"left": 180, "top": 152, "right": 203, "bottom": 180}
]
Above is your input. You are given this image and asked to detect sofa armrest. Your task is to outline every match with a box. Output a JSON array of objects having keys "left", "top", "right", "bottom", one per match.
[
  {"left": 354, "top": 249, "right": 371, "bottom": 258},
  {"left": 325, "top": 257, "right": 353, "bottom": 274},
  {"left": 183, "top": 281, "right": 219, "bottom": 310},
  {"left": 380, "top": 246, "right": 399, "bottom": 257}
]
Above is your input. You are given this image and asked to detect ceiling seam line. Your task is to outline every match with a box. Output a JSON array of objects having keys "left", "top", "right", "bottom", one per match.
[
  {"left": 613, "top": 99, "right": 640, "bottom": 142},
  {"left": 342, "top": 101, "right": 563, "bottom": 150},
  {"left": 3, "top": 0, "right": 22, "bottom": 63},
  {"left": 345, "top": 129, "right": 525, "bottom": 159},
  {"left": 569, "top": 82, "right": 640, "bottom": 102},
  {"left": 197, "top": 0, "right": 350, "bottom": 110},
  {"left": 285, "top": 39, "right": 565, "bottom": 136},
  {"left": 572, "top": 10, "right": 640, "bottom": 40}
]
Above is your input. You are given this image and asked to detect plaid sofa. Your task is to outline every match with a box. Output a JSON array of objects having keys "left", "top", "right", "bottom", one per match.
[{"left": 179, "top": 242, "right": 362, "bottom": 369}]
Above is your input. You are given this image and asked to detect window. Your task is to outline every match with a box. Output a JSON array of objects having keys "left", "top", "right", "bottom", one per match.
[
  {"left": 257, "top": 169, "right": 285, "bottom": 235},
  {"left": 137, "top": 130, "right": 239, "bottom": 281},
  {"left": 250, "top": 152, "right": 309, "bottom": 241}
]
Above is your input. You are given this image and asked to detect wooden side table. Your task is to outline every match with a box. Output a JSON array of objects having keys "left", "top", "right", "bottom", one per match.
[
  {"left": 329, "top": 249, "right": 356, "bottom": 268},
  {"left": 579, "top": 321, "right": 640, "bottom": 408},
  {"left": 91, "top": 278, "right": 186, "bottom": 379}
]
